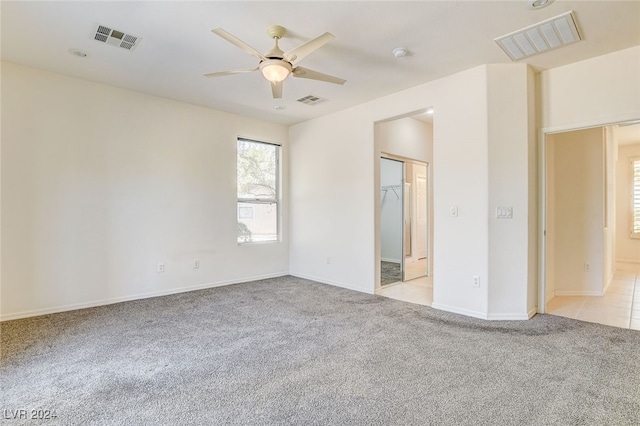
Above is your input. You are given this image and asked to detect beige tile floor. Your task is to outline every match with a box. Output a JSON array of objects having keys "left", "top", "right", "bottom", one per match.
[
  {"left": 546, "top": 262, "right": 640, "bottom": 330},
  {"left": 377, "top": 276, "right": 433, "bottom": 306}
]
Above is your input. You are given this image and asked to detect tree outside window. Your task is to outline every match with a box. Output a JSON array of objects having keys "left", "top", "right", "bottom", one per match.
[{"left": 237, "top": 139, "right": 279, "bottom": 243}]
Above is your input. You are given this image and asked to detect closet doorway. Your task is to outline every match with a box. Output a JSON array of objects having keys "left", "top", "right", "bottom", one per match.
[
  {"left": 374, "top": 109, "right": 433, "bottom": 305},
  {"left": 380, "top": 155, "right": 429, "bottom": 286}
]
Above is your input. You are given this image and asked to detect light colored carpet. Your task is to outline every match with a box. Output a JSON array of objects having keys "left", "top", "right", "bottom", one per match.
[{"left": 2, "top": 275, "right": 639, "bottom": 425}]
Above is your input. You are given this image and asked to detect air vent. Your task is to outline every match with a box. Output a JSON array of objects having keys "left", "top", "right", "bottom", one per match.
[
  {"left": 93, "top": 25, "right": 141, "bottom": 51},
  {"left": 296, "top": 95, "right": 327, "bottom": 106},
  {"left": 494, "top": 11, "right": 581, "bottom": 61}
]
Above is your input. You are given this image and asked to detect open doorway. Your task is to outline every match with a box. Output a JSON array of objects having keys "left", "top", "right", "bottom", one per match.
[
  {"left": 375, "top": 109, "right": 433, "bottom": 305},
  {"left": 380, "top": 156, "right": 429, "bottom": 286},
  {"left": 542, "top": 121, "right": 640, "bottom": 329}
]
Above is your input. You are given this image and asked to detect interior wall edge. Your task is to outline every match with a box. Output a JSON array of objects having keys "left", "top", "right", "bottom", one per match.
[
  {"left": 289, "top": 272, "right": 375, "bottom": 295},
  {"left": 0, "top": 272, "right": 289, "bottom": 322}
]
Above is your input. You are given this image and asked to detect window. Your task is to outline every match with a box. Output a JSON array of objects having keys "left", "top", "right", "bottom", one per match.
[
  {"left": 237, "top": 138, "right": 279, "bottom": 243},
  {"left": 632, "top": 157, "right": 640, "bottom": 238},
  {"left": 238, "top": 205, "right": 254, "bottom": 220}
]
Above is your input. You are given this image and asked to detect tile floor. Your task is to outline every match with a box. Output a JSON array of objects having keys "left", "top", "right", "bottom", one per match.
[
  {"left": 377, "top": 276, "right": 433, "bottom": 306},
  {"left": 546, "top": 262, "right": 640, "bottom": 330},
  {"left": 378, "top": 263, "right": 640, "bottom": 331}
]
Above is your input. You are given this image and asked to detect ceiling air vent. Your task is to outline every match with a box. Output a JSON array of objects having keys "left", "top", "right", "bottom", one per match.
[
  {"left": 296, "top": 95, "right": 327, "bottom": 106},
  {"left": 93, "top": 25, "right": 141, "bottom": 51},
  {"left": 494, "top": 11, "right": 581, "bottom": 61}
]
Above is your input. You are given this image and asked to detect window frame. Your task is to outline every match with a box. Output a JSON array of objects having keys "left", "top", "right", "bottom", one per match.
[
  {"left": 631, "top": 156, "right": 640, "bottom": 239},
  {"left": 236, "top": 138, "right": 280, "bottom": 244}
]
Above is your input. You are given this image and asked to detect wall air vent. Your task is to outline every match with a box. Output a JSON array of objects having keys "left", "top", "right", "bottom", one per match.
[
  {"left": 494, "top": 11, "right": 581, "bottom": 61},
  {"left": 93, "top": 25, "right": 141, "bottom": 51},
  {"left": 296, "top": 95, "right": 327, "bottom": 106}
]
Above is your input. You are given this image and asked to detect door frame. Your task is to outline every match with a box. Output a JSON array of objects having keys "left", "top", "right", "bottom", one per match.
[
  {"left": 380, "top": 155, "right": 406, "bottom": 285},
  {"left": 380, "top": 153, "right": 429, "bottom": 286},
  {"left": 537, "top": 115, "right": 640, "bottom": 313}
]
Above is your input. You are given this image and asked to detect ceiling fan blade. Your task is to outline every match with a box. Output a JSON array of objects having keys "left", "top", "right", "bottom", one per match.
[
  {"left": 271, "top": 81, "right": 283, "bottom": 99},
  {"left": 212, "top": 28, "right": 266, "bottom": 61},
  {"left": 204, "top": 68, "right": 259, "bottom": 78},
  {"left": 284, "top": 32, "right": 335, "bottom": 64},
  {"left": 292, "top": 66, "right": 346, "bottom": 85}
]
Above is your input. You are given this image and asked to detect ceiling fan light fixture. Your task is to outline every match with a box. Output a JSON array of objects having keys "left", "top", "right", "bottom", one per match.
[{"left": 260, "top": 60, "right": 291, "bottom": 83}]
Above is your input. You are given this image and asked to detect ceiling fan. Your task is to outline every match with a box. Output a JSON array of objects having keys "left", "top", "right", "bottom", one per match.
[{"left": 204, "top": 25, "right": 346, "bottom": 99}]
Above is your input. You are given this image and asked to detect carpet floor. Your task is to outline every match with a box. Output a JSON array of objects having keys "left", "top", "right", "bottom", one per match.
[{"left": 1, "top": 275, "right": 639, "bottom": 425}]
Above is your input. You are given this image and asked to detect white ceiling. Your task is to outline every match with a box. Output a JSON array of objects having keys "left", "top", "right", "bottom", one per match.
[{"left": 2, "top": 1, "right": 639, "bottom": 125}]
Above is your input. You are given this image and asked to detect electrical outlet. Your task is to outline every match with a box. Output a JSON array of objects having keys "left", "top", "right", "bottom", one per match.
[
  {"left": 584, "top": 263, "right": 590, "bottom": 272},
  {"left": 450, "top": 205, "right": 459, "bottom": 217},
  {"left": 472, "top": 275, "right": 480, "bottom": 287},
  {"left": 193, "top": 259, "right": 200, "bottom": 269},
  {"left": 157, "top": 263, "right": 165, "bottom": 273},
  {"left": 326, "top": 257, "right": 332, "bottom": 264}
]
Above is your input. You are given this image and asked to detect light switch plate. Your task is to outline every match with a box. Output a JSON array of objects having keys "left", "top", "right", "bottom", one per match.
[{"left": 496, "top": 206, "right": 513, "bottom": 219}]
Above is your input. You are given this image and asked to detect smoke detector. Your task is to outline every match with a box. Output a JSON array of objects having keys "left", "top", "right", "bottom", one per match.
[
  {"left": 526, "top": 0, "right": 554, "bottom": 10},
  {"left": 393, "top": 47, "right": 408, "bottom": 58},
  {"left": 93, "top": 25, "right": 141, "bottom": 51}
]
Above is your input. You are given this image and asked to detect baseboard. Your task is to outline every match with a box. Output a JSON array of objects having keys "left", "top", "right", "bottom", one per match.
[
  {"left": 381, "top": 258, "right": 401, "bottom": 264},
  {"left": 487, "top": 312, "right": 534, "bottom": 321},
  {"left": 0, "top": 272, "right": 288, "bottom": 322},
  {"left": 528, "top": 307, "right": 537, "bottom": 319},
  {"left": 431, "top": 302, "right": 534, "bottom": 321},
  {"left": 545, "top": 290, "right": 556, "bottom": 304},
  {"left": 616, "top": 258, "right": 640, "bottom": 264},
  {"left": 430, "top": 302, "right": 489, "bottom": 320},
  {"left": 554, "top": 290, "right": 604, "bottom": 297},
  {"left": 289, "top": 272, "right": 374, "bottom": 295}
]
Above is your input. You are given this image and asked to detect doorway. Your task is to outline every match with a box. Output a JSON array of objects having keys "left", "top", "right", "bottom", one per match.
[
  {"left": 375, "top": 110, "right": 434, "bottom": 305},
  {"left": 541, "top": 121, "right": 640, "bottom": 330},
  {"left": 379, "top": 155, "right": 429, "bottom": 283}
]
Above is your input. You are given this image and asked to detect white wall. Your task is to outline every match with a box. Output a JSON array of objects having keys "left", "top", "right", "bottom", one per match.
[
  {"left": 616, "top": 142, "right": 640, "bottom": 263},
  {"left": 540, "top": 46, "right": 640, "bottom": 131},
  {"left": 486, "top": 64, "right": 537, "bottom": 319},
  {"left": 377, "top": 117, "right": 432, "bottom": 162},
  {"left": 380, "top": 159, "right": 403, "bottom": 263},
  {"left": 290, "top": 64, "right": 535, "bottom": 319},
  {"left": 549, "top": 128, "right": 605, "bottom": 296},
  {"left": 1, "top": 62, "right": 289, "bottom": 320}
]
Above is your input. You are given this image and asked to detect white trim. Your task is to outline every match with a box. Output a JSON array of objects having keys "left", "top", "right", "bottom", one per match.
[
  {"left": 0, "top": 272, "right": 288, "bottom": 322},
  {"left": 554, "top": 290, "right": 604, "bottom": 297},
  {"left": 546, "top": 290, "right": 556, "bottom": 304},
  {"left": 538, "top": 127, "right": 547, "bottom": 313},
  {"left": 289, "top": 272, "right": 375, "bottom": 295},
  {"left": 616, "top": 257, "right": 640, "bottom": 264},
  {"left": 431, "top": 302, "right": 489, "bottom": 320},
  {"left": 541, "top": 113, "right": 640, "bottom": 135},
  {"left": 487, "top": 311, "right": 535, "bottom": 321}
]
